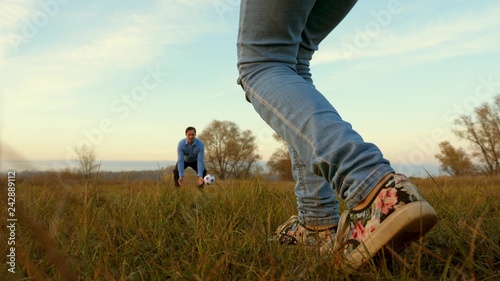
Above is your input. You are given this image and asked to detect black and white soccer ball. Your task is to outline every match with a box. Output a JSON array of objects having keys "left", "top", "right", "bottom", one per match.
[{"left": 203, "top": 174, "right": 215, "bottom": 185}]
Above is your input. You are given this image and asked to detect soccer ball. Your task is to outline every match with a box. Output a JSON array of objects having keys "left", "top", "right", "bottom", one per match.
[{"left": 204, "top": 174, "right": 215, "bottom": 185}]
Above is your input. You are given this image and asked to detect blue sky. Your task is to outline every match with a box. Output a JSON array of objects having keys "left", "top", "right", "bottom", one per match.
[{"left": 1, "top": 0, "right": 499, "bottom": 175}]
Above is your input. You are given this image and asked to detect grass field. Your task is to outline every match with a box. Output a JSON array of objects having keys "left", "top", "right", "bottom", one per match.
[{"left": 1, "top": 173, "right": 499, "bottom": 280}]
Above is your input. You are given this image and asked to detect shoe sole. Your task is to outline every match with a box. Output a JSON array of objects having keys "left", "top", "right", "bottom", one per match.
[{"left": 346, "top": 201, "right": 437, "bottom": 269}]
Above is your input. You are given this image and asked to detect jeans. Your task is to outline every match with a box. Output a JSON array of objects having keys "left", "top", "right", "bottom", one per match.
[{"left": 237, "top": 0, "right": 394, "bottom": 226}]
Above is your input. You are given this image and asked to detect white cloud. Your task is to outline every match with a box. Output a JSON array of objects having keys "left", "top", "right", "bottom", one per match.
[
  {"left": 36, "top": 2, "right": 219, "bottom": 68},
  {"left": 0, "top": 0, "right": 37, "bottom": 63},
  {"left": 314, "top": 3, "right": 500, "bottom": 65},
  {"left": 0, "top": 0, "right": 35, "bottom": 29},
  {"left": 0, "top": 1, "right": 222, "bottom": 111}
]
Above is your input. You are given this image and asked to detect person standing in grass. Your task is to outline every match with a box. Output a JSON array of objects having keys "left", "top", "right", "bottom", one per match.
[
  {"left": 173, "top": 126, "right": 207, "bottom": 188},
  {"left": 236, "top": 0, "right": 438, "bottom": 269}
]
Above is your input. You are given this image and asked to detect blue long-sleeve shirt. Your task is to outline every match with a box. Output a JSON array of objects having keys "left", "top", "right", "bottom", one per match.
[{"left": 177, "top": 138, "right": 205, "bottom": 177}]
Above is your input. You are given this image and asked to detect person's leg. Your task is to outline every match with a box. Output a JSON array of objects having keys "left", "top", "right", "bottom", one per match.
[
  {"left": 291, "top": 0, "right": 355, "bottom": 227},
  {"left": 296, "top": 0, "right": 358, "bottom": 84},
  {"left": 238, "top": 0, "right": 437, "bottom": 266},
  {"left": 289, "top": 145, "right": 339, "bottom": 226},
  {"left": 273, "top": 145, "right": 339, "bottom": 246},
  {"left": 298, "top": 5, "right": 436, "bottom": 254},
  {"left": 173, "top": 162, "right": 180, "bottom": 187},
  {"left": 238, "top": 0, "right": 393, "bottom": 211}
]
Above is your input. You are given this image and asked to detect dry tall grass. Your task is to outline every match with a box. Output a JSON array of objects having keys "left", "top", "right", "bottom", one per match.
[{"left": 1, "top": 173, "right": 499, "bottom": 280}]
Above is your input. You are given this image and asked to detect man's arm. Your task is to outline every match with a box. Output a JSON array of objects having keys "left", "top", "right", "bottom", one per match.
[
  {"left": 197, "top": 140, "right": 205, "bottom": 177},
  {"left": 177, "top": 141, "right": 185, "bottom": 178}
]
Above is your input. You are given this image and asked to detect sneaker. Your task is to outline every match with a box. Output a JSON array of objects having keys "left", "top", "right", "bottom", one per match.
[
  {"left": 325, "top": 174, "right": 437, "bottom": 268},
  {"left": 273, "top": 215, "right": 337, "bottom": 246}
]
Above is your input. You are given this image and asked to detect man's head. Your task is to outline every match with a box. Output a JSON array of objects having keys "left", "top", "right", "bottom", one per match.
[{"left": 185, "top": 126, "right": 196, "bottom": 144}]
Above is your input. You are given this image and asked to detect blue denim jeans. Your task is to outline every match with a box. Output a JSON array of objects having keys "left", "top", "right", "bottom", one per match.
[{"left": 237, "top": 0, "right": 394, "bottom": 227}]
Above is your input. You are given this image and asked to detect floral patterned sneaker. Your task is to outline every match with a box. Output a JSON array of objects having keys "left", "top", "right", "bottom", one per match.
[
  {"left": 273, "top": 215, "right": 337, "bottom": 246},
  {"left": 326, "top": 174, "right": 438, "bottom": 268}
]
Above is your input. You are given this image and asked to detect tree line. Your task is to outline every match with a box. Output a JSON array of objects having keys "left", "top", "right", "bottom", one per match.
[
  {"left": 435, "top": 95, "right": 500, "bottom": 176},
  {"left": 72, "top": 119, "right": 289, "bottom": 181},
  {"left": 73, "top": 95, "right": 499, "bottom": 179}
]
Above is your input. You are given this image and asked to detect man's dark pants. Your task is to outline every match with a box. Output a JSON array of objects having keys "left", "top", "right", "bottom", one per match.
[{"left": 173, "top": 161, "right": 207, "bottom": 187}]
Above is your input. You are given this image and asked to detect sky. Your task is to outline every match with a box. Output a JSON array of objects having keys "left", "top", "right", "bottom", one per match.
[{"left": 1, "top": 0, "right": 499, "bottom": 175}]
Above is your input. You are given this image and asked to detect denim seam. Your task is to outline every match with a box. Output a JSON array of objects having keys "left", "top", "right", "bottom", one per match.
[
  {"left": 346, "top": 166, "right": 394, "bottom": 209},
  {"left": 248, "top": 82, "right": 334, "bottom": 169}
]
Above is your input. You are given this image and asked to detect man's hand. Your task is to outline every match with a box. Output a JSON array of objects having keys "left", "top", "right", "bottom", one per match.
[
  {"left": 178, "top": 177, "right": 184, "bottom": 186},
  {"left": 197, "top": 176, "right": 204, "bottom": 186}
]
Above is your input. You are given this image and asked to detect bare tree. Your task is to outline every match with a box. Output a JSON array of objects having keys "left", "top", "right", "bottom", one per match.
[
  {"left": 198, "top": 120, "right": 261, "bottom": 179},
  {"left": 267, "top": 133, "right": 293, "bottom": 181},
  {"left": 435, "top": 141, "right": 477, "bottom": 176},
  {"left": 74, "top": 144, "right": 99, "bottom": 178},
  {"left": 453, "top": 95, "right": 500, "bottom": 176}
]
